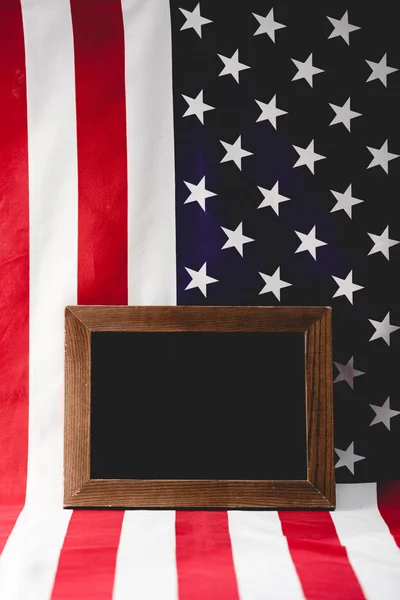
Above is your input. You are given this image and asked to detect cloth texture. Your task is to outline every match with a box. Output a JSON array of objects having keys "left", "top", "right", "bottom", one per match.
[{"left": 0, "top": 1, "right": 399, "bottom": 598}]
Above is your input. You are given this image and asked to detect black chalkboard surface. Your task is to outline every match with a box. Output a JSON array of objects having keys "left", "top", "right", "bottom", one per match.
[
  {"left": 90, "top": 331, "right": 306, "bottom": 481},
  {"left": 64, "top": 305, "right": 335, "bottom": 509}
]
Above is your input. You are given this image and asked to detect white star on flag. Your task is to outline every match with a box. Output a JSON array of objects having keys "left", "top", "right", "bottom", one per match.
[
  {"left": 330, "top": 184, "right": 363, "bottom": 218},
  {"left": 255, "top": 96, "right": 287, "bottom": 129},
  {"left": 221, "top": 222, "right": 254, "bottom": 256},
  {"left": 252, "top": 9, "right": 286, "bottom": 42},
  {"left": 179, "top": 3, "right": 212, "bottom": 38},
  {"left": 332, "top": 271, "right": 364, "bottom": 304},
  {"left": 295, "top": 226, "right": 327, "bottom": 260},
  {"left": 183, "top": 176, "right": 217, "bottom": 212},
  {"left": 367, "top": 140, "right": 399, "bottom": 173},
  {"left": 368, "top": 226, "right": 399, "bottom": 259},
  {"left": 329, "top": 98, "right": 362, "bottom": 131},
  {"left": 327, "top": 11, "right": 360, "bottom": 45},
  {"left": 366, "top": 53, "right": 398, "bottom": 86},
  {"left": 335, "top": 442, "right": 366, "bottom": 475},
  {"left": 293, "top": 140, "right": 326, "bottom": 174},
  {"left": 259, "top": 267, "right": 292, "bottom": 301},
  {"left": 292, "top": 53, "right": 324, "bottom": 87},
  {"left": 369, "top": 312, "right": 400, "bottom": 346},
  {"left": 218, "top": 50, "right": 250, "bottom": 83},
  {"left": 182, "top": 90, "right": 214, "bottom": 124},
  {"left": 370, "top": 398, "right": 400, "bottom": 431},
  {"left": 257, "top": 181, "right": 290, "bottom": 215},
  {"left": 334, "top": 357, "right": 365, "bottom": 389},
  {"left": 185, "top": 263, "right": 218, "bottom": 297},
  {"left": 220, "top": 136, "right": 253, "bottom": 170}
]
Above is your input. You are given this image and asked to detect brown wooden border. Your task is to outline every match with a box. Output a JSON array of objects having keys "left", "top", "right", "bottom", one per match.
[{"left": 64, "top": 305, "right": 334, "bottom": 509}]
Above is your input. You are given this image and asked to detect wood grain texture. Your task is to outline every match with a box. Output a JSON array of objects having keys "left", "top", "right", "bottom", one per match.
[
  {"left": 64, "top": 479, "right": 332, "bottom": 509},
  {"left": 66, "top": 305, "right": 328, "bottom": 333},
  {"left": 64, "top": 307, "right": 91, "bottom": 504},
  {"left": 64, "top": 305, "right": 335, "bottom": 509},
  {"left": 306, "top": 308, "right": 335, "bottom": 507}
]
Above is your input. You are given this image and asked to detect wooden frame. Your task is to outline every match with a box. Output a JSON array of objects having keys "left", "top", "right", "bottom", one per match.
[{"left": 64, "top": 305, "right": 334, "bottom": 509}]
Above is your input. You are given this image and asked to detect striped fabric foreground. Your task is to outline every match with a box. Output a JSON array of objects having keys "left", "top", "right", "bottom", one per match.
[
  {"left": 0, "top": 1, "right": 400, "bottom": 598},
  {"left": 0, "top": 484, "right": 399, "bottom": 598}
]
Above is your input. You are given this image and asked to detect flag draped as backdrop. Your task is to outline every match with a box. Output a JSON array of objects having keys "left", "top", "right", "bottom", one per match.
[{"left": 0, "top": 1, "right": 399, "bottom": 598}]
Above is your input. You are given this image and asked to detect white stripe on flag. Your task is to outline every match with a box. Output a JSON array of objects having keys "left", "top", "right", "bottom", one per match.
[
  {"left": 23, "top": 0, "right": 78, "bottom": 508},
  {"left": 0, "top": 508, "right": 71, "bottom": 600},
  {"left": 122, "top": 0, "right": 176, "bottom": 305},
  {"left": 0, "top": 0, "right": 77, "bottom": 596},
  {"left": 228, "top": 511, "right": 305, "bottom": 600},
  {"left": 332, "top": 483, "right": 400, "bottom": 600},
  {"left": 112, "top": 511, "right": 178, "bottom": 600}
]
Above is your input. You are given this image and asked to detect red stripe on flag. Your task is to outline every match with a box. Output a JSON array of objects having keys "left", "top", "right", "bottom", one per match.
[
  {"left": 51, "top": 511, "right": 124, "bottom": 599},
  {"left": 72, "top": 0, "right": 128, "bottom": 305},
  {"left": 0, "top": 0, "right": 29, "bottom": 552},
  {"left": 175, "top": 511, "right": 240, "bottom": 600},
  {"left": 51, "top": 1, "right": 128, "bottom": 594},
  {"left": 377, "top": 481, "right": 400, "bottom": 548},
  {"left": 279, "top": 511, "right": 365, "bottom": 600}
]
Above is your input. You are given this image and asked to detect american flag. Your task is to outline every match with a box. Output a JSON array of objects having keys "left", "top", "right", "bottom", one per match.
[
  {"left": 172, "top": 0, "right": 400, "bottom": 484},
  {"left": 0, "top": 1, "right": 400, "bottom": 598}
]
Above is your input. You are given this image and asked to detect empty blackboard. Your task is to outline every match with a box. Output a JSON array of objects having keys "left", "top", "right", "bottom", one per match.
[
  {"left": 90, "top": 331, "right": 306, "bottom": 481},
  {"left": 64, "top": 305, "right": 335, "bottom": 509}
]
